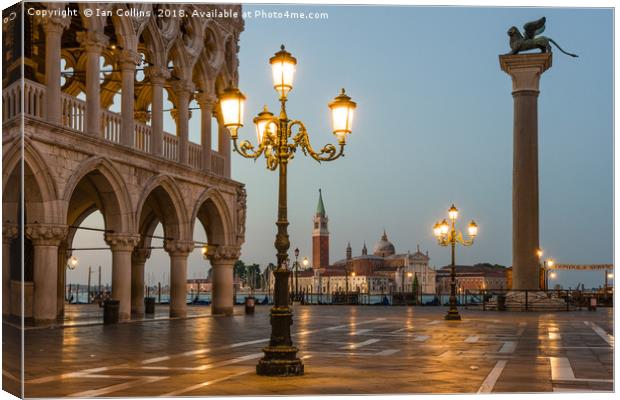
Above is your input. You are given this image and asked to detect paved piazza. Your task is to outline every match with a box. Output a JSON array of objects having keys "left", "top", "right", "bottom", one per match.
[{"left": 3, "top": 306, "right": 614, "bottom": 396}]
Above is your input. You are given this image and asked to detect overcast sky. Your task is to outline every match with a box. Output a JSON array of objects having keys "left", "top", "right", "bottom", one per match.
[{"left": 70, "top": 4, "right": 613, "bottom": 290}]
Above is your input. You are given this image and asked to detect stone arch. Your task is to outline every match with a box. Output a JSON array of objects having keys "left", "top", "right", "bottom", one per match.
[
  {"left": 3, "top": 139, "right": 58, "bottom": 225},
  {"left": 135, "top": 174, "right": 189, "bottom": 243},
  {"left": 62, "top": 156, "right": 132, "bottom": 234},
  {"left": 194, "top": 24, "right": 224, "bottom": 83},
  {"left": 191, "top": 188, "right": 233, "bottom": 247}
]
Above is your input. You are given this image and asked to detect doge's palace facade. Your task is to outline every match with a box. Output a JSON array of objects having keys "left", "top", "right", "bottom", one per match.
[{"left": 2, "top": 2, "right": 246, "bottom": 324}]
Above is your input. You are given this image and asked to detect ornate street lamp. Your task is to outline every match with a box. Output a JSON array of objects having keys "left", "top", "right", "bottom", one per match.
[
  {"left": 67, "top": 255, "right": 79, "bottom": 270},
  {"left": 218, "top": 45, "right": 356, "bottom": 377},
  {"left": 433, "top": 204, "right": 478, "bottom": 321}
]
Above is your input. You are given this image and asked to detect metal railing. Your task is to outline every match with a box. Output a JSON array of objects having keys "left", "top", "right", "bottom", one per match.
[{"left": 3, "top": 79, "right": 229, "bottom": 177}]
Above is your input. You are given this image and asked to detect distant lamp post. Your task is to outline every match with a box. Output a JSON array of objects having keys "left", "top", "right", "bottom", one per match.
[
  {"left": 407, "top": 271, "right": 414, "bottom": 304},
  {"left": 537, "top": 249, "right": 554, "bottom": 291},
  {"left": 604, "top": 271, "right": 614, "bottom": 294},
  {"left": 219, "top": 45, "right": 356, "bottom": 377},
  {"left": 433, "top": 204, "right": 478, "bottom": 321},
  {"left": 294, "top": 248, "right": 300, "bottom": 300},
  {"left": 201, "top": 245, "right": 208, "bottom": 259}
]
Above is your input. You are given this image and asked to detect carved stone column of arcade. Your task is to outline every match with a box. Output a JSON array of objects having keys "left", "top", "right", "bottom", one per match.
[
  {"left": 118, "top": 50, "right": 141, "bottom": 148},
  {"left": 164, "top": 240, "right": 194, "bottom": 318},
  {"left": 500, "top": 53, "right": 552, "bottom": 290},
  {"left": 196, "top": 92, "right": 217, "bottom": 172},
  {"left": 105, "top": 233, "right": 140, "bottom": 320},
  {"left": 76, "top": 30, "right": 108, "bottom": 136},
  {"left": 42, "top": 13, "right": 70, "bottom": 124},
  {"left": 145, "top": 66, "right": 170, "bottom": 157},
  {"left": 56, "top": 241, "right": 68, "bottom": 317},
  {"left": 131, "top": 247, "right": 150, "bottom": 318},
  {"left": 218, "top": 122, "right": 232, "bottom": 177},
  {"left": 2, "top": 224, "right": 18, "bottom": 316},
  {"left": 26, "top": 224, "right": 68, "bottom": 325},
  {"left": 172, "top": 80, "right": 194, "bottom": 165},
  {"left": 208, "top": 245, "right": 241, "bottom": 316}
]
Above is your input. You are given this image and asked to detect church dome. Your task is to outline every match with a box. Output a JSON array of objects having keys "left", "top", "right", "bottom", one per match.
[{"left": 373, "top": 230, "right": 395, "bottom": 257}]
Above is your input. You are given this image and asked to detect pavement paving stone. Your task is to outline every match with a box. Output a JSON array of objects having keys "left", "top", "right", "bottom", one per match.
[{"left": 1, "top": 306, "right": 613, "bottom": 397}]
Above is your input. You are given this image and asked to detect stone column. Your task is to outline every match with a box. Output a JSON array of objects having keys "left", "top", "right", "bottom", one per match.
[
  {"left": 56, "top": 242, "right": 68, "bottom": 317},
  {"left": 145, "top": 66, "right": 170, "bottom": 157},
  {"left": 2, "top": 224, "right": 18, "bottom": 316},
  {"left": 26, "top": 224, "right": 68, "bottom": 325},
  {"left": 208, "top": 245, "right": 241, "bottom": 316},
  {"left": 218, "top": 122, "right": 232, "bottom": 177},
  {"left": 164, "top": 240, "right": 194, "bottom": 318},
  {"left": 76, "top": 31, "right": 108, "bottom": 136},
  {"left": 131, "top": 248, "right": 150, "bottom": 318},
  {"left": 500, "top": 53, "right": 552, "bottom": 290},
  {"left": 196, "top": 92, "right": 217, "bottom": 172},
  {"left": 118, "top": 50, "right": 140, "bottom": 147},
  {"left": 172, "top": 80, "right": 194, "bottom": 165},
  {"left": 105, "top": 233, "right": 140, "bottom": 321},
  {"left": 43, "top": 15, "right": 70, "bottom": 124}
]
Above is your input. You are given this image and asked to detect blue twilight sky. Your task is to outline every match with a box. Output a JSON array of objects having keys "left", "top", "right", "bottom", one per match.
[{"left": 70, "top": 4, "right": 613, "bottom": 290}]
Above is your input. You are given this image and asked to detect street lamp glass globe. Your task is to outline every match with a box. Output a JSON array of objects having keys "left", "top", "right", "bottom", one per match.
[
  {"left": 448, "top": 204, "right": 459, "bottom": 221},
  {"left": 329, "top": 88, "right": 356, "bottom": 141},
  {"left": 536, "top": 248, "right": 543, "bottom": 258},
  {"left": 253, "top": 105, "right": 276, "bottom": 144},
  {"left": 433, "top": 222, "right": 442, "bottom": 237},
  {"left": 302, "top": 257, "right": 309, "bottom": 267},
  {"left": 219, "top": 86, "right": 246, "bottom": 137},
  {"left": 440, "top": 220, "right": 449, "bottom": 235},
  {"left": 468, "top": 220, "right": 478, "bottom": 237},
  {"left": 547, "top": 259, "right": 555, "bottom": 268},
  {"left": 608, "top": 273, "right": 614, "bottom": 279},
  {"left": 68, "top": 255, "right": 78, "bottom": 269},
  {"left": 269, "top": 45, "right": 296, "bottom": 99},
  {"left": 550, "top": 272, "right": 557, "bottom": 279}
]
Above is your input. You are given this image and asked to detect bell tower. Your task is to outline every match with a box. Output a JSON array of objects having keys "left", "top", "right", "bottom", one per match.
[{"left": 312, "top": 189, "right": 329, "bottom": 271}]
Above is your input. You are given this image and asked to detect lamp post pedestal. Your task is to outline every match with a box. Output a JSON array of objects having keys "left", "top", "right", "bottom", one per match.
[
  {"left": 500, "top": 53, "right": 552, "bottom": 290},
  {"left": 256, "top": 266, "right": 304, "bottom": 376}
]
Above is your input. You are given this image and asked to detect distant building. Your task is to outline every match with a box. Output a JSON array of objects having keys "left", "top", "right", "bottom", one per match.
[
  {"left": 312, "top": 189, "right": 330, "bottom": 271},
  {"left": 275, "top": 191, "right": 437, "bottom": 294},
  {"left": 435, "top": 264, "right": 507, "bottom": 294}
]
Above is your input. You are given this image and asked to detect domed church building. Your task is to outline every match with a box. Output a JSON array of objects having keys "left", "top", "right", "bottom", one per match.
[{"left": 292, "top": 191, "right": 436, "bottom": 295}]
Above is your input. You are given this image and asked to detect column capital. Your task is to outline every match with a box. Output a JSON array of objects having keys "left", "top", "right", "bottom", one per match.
[
  {"left": 134, "top": 110, "right": 150, "bottom": 123},
  {"left": 499, "top": 53, "right": 552, "bottom": 93},
  {"left": 195, "top": 92, "right": 218, "bottom": 109},
  {"left": 171, "top": 79, "right": 195, "bottom": 95},
  {"left": 2, "top": 224, "right": 18, "bottom": 244},
  {"left": 117, "top": 50, "right": 141, "bottom": 69},
  {"left": 145, "top": 65, "right": 171, "bottom": 83},
  {"left": 105, "top": 233, "right": 140, "bottom": 252},
  {"left": 25, "top": 224, "right": 68, "bottom": 246},
  {"left": 76, "top": 30, "right": 109, "bottom": 53},
  {"left": 170, "top": 109, "right": 192, "bottom": 122},
  {"left": 164, "top": 240, "right": 195, "bottom": 257},
  {"left": 207, "top": 245, "right": 241, "bottom": 262},
  {"left": 42, "top": 15, "right": 70, "bottom": 34},
  {"left": 132, "top": 247, "right": 151, "bottom": 264}
]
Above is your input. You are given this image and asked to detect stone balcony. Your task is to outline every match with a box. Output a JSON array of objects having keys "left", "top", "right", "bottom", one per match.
[{"left": 2, "top": 79, "right": 227, "bottom": 177}]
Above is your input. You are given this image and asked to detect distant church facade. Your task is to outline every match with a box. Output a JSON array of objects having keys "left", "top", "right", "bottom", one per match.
[{"left": 287, "top": 191, "right": 437, "bottom": 295}]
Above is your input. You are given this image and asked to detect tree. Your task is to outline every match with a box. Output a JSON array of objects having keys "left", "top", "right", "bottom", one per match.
[
  {"left": 412, "top": 274, "right": 420, "bottom": 305},
  {"left": 233, "top": 260, "right": 261, "bottom": 289}
]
